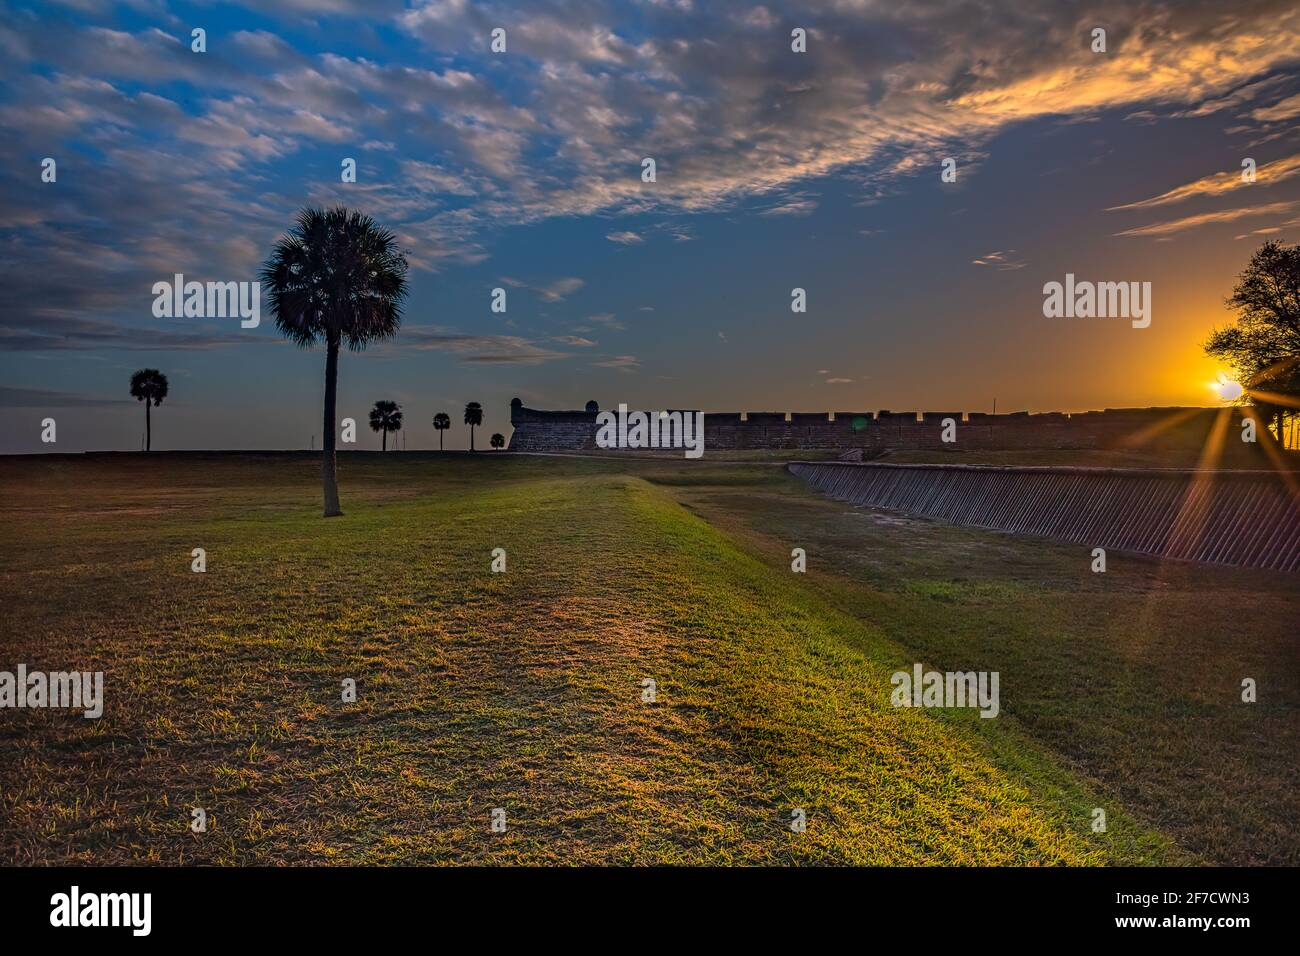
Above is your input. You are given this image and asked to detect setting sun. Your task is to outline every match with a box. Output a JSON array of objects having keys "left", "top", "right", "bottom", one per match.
[{"left": 1212, "top": 374, "right": 1245, "bottom": 402}]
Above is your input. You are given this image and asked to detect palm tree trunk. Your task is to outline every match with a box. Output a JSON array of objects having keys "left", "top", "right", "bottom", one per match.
[
  {"left": 439, "top": 430, "right": 444, "bottom": 451},
  {"left": 322, "top": 337, "right": 343, "bottom": 517},
  {"left": 383, "top": 429, "right": 388, "bottom": 452},
  {"left": 145, "top": 400, "right": 152, "bottom": 452},
  {"left": 470, "top": 425, "right": 475, "bottom": 452}
]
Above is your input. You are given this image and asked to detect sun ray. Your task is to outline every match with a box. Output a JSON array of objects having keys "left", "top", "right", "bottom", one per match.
[
  {"left": 1116, "top": 407, "right": 1205, "bottom": 449},
  {"left": 1165, "top": 408, "right": 1231, "bottom": 558},
  {"left": 1245, "top": 389, "right": 1300, "bottom": 410}
]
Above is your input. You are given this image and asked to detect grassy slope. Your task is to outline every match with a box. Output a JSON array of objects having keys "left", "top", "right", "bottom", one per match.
[
  {"left": 664, "top": 464, "right": 1300, "bottom": 866},
  {"left": 0, "top": 454, "right": 1181, "bottom": 865}
]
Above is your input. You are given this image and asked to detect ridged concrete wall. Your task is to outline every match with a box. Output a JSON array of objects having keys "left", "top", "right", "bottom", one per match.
[{"left": 788, "top": 461, "right": 1300, "bottom": 572}]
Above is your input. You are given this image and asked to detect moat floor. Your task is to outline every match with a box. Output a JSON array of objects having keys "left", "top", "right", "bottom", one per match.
[{"left": 1, "top": 453, "right": 1295, "bottom": 864}]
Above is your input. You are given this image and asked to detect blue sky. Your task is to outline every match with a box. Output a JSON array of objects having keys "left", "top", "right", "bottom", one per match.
[{"left": 3, "top": 0, "right": 1300, "bottom": 452}]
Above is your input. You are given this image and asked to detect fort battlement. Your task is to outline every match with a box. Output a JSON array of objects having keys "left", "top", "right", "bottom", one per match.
[{"left": 507, "top": 398, "right": 1260, "bottom": 455}]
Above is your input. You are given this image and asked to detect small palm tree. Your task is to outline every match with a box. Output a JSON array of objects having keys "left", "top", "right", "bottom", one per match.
[
  {"left": 490, "top": 432, "right": 505, "bottom": 451},
  {"left": 464, "top": 401, "right": 483, "bottom": 451},
  {"left": 261, "top": 206, "right": 408, "bottom": 516},
  {"left": 369, "top": 400, "right": 403, "bottom": 451},
  {"left": 129, "top": 368, "right": 168, "bottom": 452},
  {"left": 433, "top": 412, "right": 451, "bottom": 451}
]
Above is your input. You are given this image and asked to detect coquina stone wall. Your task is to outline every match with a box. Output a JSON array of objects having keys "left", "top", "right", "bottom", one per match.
[{"left": 507, "top": 398, "right": 1265, "bottom": 456}]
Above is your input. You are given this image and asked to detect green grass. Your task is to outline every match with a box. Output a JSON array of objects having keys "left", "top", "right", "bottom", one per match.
[
  {"left": 0, "top": 451, "right": 1292, "bottom": 864},
  {"left": 662, "top": 463, "right": 1300, "bottom": 866}
]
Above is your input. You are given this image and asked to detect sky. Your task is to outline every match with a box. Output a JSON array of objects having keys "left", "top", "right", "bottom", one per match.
[{"left": 2, "top": 0, "right": 1300, "bottom": 453}]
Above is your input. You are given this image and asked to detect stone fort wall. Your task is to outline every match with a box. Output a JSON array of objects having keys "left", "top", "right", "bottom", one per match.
[{"left": 507, "top": 398, "right": 1262, "bottom": 456}]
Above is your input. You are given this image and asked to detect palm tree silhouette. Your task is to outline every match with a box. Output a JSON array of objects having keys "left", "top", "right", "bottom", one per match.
[
  {"left": 369, "top": 400, "right": 403, "bottom": 451},
  {"left": 464, "top": 401, "right": 483, "bottom": 451},
  {"left": 261, "top": 207, "right": 408, "bottom": 516},
  {"left": 433, "top": 412, "right": 451, "bottom": 451},
  {"left": 128, "top": 368, "right": 168, "bottom": 452},
  {"left": 490, "top": 432, "right": 505, "bottom": 451}
]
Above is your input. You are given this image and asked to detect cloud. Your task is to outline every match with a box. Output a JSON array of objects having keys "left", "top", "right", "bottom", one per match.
[
  {"left": 399, "top": 159, "right": 483, "bottom": 196},
  {"left": 825, "top": 377, "right": 853, "bottom": 384},
  {"left": 593, "top": 354, "right": 640, "bottom": 371},
  {"left": 392, "top": 325, "right": 566, "bottom": 361},
  {"left": 1113, "top": 200, "right": 1298, "bottom": 238},
  {"left": 0, "top": 314, "right": 256, "bottom": 352},
  {"left": 1108, "top": 154, "right": 1300, "bottom": 210},
  {"left": 398, "top": 327, "right": 570, "bottom": 364},
  {"left": 971, "top": 250, "right": 1026, "bottom": 270},
  {"left": 605, "top": 230, "right": 643, "bottom": 244},
  {"left": 5, "top": 0, "right": 1300, "bottom": 343},
  {"left": 1235, "top": 226, "right": 1283, "bottom": 239},
  {"left": 501, "top": 276, "right": 586, "bottom": 302},
  {"left": 554, "top": 335, "right": 597, "bottom": 346},
  {"left": 1252, "top": 92, "right": 1300, "bottom": 123},
  {"left": 0, "top": 386, "right": 129, "bottom": 407},
  {"left": 758, "top": 194, "right": 818, "bottom": 217}
]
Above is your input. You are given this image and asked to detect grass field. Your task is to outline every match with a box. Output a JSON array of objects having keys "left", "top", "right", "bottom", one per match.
[{"left": 1, "top": 452, "right": 1295, "bottom": 865}]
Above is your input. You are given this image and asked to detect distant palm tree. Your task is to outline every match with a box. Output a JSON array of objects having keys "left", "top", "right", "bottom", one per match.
[
  {"left": 464, "top": 401, "right": 483, "bottom": 451},
  {"left": 261, "top": 206, "right": 408, "bottom": 516},
  {"left": 433, "top": 412, "right": 451, "bottom": 451},
  {"left": 490, "top": 432, "right": 505, "bottom": 451},
  {"left": 128, "top": 368, "right": 168, "bottom": 452},
  {"left": 369, "top": 400, "right": 403, "bottom": 451}
]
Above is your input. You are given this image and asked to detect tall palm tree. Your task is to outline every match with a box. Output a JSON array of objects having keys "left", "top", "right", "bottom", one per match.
[
  {"left": 433, "top": 412, "right": 451, "bottom": 450},
  {"left": 369, "top": 400, "right": 403, "bottom": 451},
  {"left": 128, "top": 368, "right": 168, "bottom": 452},
  {"left": 261, "top": 207, "right": 408, "bottom": 516},
  {"left": 490, "top": 432, "right": 505, "bottom": 451},
  {"left": 464, "top": 401, "right": 483, "bottom": 451}
]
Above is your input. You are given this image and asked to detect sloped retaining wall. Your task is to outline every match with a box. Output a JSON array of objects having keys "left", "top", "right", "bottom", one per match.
[{"left": 787, "top": 461, "right": 1300, "bottom": 572}]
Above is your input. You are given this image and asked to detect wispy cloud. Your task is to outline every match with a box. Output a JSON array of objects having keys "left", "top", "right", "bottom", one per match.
[
  {"left": 1108, "top": 154, "right": 1300, "bottom": 210},
  {"left": 1252, "top": 92, "right": 1300, "bottom": 123},
  {"left": 1113, "top": 200, "right": 1298, "bottom": 238},
  {"left": 0, "top": 386, "right": 129, "bottom": 407},
  {"left": 398, "top": 328, "right": 570, "bottom": 365},
  {"left": 1235, "top": 226, "right": 1283, "bottom": 239},
  {"left": 605, "top": 230, "right": 643, "bottom": 244},
  {"left": 971, "top": 250, "right": 1026, "bottom": 270},
  {"left": 758, "top": 194, "right": 818, "bottom": 217},
  {"left": 0, "top": 314, "right": 257, "bottom": 352},
  {"left": 500, "top": 276, "right": 586, "bottom": 302},
  {"left": 593, "top": 354, "right": 640, "bottom": 372}
]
